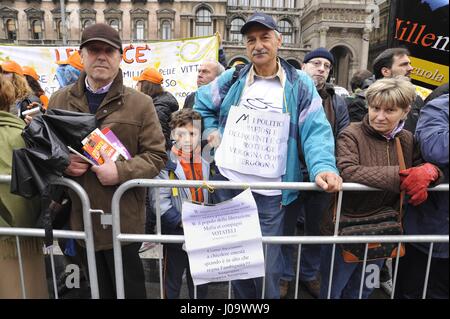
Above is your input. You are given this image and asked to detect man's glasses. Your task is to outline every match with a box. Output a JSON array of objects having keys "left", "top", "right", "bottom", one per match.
[{"left": 307, "top": 60, "right": 333, "bottom": 71}]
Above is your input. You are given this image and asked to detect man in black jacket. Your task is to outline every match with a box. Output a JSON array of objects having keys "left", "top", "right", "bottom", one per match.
[
  {"left": 280, "top": 47, "right": 349, "bottom": 298},
  {"left": 372, "top": 48, "right": 424, "bottom": 133}
]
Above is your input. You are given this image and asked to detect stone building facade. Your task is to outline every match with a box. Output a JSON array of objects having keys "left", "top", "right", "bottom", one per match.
[{"left": 1, "top": 0, "right": 380, "bottom": 90}]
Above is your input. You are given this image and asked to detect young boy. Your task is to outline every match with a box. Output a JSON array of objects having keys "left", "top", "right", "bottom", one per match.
[{"left": 149, "top": 108, "right": 209, "bottom": 299}]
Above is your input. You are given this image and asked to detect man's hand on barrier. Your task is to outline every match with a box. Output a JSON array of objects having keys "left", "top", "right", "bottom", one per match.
[
  {"left": 65, "top": 154, "right": 90, "bottom": 177},
  {"left": 315, "top": 172, "right": 343, "bottom": 193},
  {"left": 91, "top": 150, "right": 119, "bottom": 186}
]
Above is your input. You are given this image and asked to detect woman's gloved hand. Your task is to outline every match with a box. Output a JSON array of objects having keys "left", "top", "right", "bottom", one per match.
[{"left": 399, "top": 163, "right": 439, "bottom": 206}]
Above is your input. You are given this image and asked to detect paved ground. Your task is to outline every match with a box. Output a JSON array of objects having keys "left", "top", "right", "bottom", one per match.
[{"left": 45, "top": 235, "right": 389, "bottom": 299}]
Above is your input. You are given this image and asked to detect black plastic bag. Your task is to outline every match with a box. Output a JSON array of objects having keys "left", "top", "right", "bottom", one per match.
[{"left": 10, "top": 109, "right": 96, "bottom": 247}]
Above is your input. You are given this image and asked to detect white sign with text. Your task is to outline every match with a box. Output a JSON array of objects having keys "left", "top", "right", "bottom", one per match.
[
  {"left": 215, "top": 106, "right": 290, "bottom": 178},
  {"left": 182, "top": 189, "right": 264, "bottom": 285}
]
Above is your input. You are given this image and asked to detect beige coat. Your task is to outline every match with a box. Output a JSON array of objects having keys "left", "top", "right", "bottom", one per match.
[{"left": 48, "top": 70, "right": 167, "bottom": 251}]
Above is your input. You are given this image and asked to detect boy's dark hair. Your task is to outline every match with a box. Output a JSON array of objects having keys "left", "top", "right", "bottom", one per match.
[
  {"left": 170, "top": 108, "right": 202, "bottom": 130},
  {"left": 372, "top": 48, "right": 410, "bottom": 80},
  {"left": 350, "top": 69, "right": 373, "bottom": 92}
]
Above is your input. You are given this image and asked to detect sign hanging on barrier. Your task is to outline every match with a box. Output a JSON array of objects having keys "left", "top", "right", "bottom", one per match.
[{"left": 182, "top": 189, "right": 265, "bottom": 286}]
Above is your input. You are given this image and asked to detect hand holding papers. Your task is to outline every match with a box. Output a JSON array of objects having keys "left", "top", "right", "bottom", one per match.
[{"left": 79, "top": 127, "right": 130, "bottom": 165}]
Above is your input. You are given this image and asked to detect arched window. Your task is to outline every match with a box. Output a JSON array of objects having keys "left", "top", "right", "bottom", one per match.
[
  {"left": 31, "top": 19, "right": 43, "bottom": 40},
  {"left": 6, "top": 19, "right": 16, "bottom": 40},
  {"left": 229, "top": 18, "right": 245, "bottom": 42},
  {"left": 195, "top": 8, "right": 212, "bottom": 37},
  {"left": 161, "top": 20, "right": 172, "bottom": 40},
  {"left": 109, "top": 19, "right": 119, "bottom": 32},
  {"left": 82, "top": 19, "right": 94, "bottom": 30},
  {"left": 278, "top": 19, "right": 293, "bottom": 44},
  {"left": 135, "top": 20, "right": 145, "bottom": 40}
]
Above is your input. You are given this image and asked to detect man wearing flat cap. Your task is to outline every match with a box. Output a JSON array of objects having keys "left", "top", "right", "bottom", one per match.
[
  {"left": 48, "top": 23, "right": 167, "bottom": 298},
  {"left": 195, "top": 12, "right": 342, "bottom": 299}
]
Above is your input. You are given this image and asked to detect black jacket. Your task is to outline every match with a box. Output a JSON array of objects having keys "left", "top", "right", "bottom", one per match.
[{"left": 153, "top": 91, "right": 179, "bottom": 149}]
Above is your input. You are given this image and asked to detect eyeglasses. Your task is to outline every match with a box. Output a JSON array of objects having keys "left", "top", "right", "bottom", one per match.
[{"left": 307, "top": 60, "right": 333, "bottom": 71}]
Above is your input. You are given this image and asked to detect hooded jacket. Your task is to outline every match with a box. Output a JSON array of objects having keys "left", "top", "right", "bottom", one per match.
[{"left": 0, "top": 111, "right": 40, "bottom": 229}]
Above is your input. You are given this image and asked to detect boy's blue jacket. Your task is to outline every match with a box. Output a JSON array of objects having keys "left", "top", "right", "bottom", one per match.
[
  {"left": 194, "top": 58, "right": 338, "bottom": 205},
  {"left": 148, "top": 153, "right": 211, "bottom": 230}
]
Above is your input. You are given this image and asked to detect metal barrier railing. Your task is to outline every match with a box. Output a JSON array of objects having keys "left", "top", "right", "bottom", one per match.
[
  {"left": 0, "top": 175, "right": 99, "bottom": 299},
  {"left": 111, "top": 179, "right": 449, "bottom": 299}
]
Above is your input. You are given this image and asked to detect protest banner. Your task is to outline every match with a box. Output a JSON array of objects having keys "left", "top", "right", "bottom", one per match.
[{"left": 0, "top": 34, "right": 219, "bottom": 106}]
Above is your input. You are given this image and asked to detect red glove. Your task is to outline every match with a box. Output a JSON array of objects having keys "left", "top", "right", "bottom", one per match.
[
  {"left": 407, "top": 188, "right": 429, "bottom": 206},
  {"left": 399, "top": 163, "right": 439, "bottom": 206}
]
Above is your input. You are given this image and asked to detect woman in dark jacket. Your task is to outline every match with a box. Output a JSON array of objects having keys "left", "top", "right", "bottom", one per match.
[
  {"left": 134, "top": 67, "right": 179, "bottom": 150},
  {"left": 320, "top": 77, "right": 442, "bottom": 299}
]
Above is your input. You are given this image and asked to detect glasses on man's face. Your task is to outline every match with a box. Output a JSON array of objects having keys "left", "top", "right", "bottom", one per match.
[{"left": 308, "top": 60, "right": 332, "bottom": 71}]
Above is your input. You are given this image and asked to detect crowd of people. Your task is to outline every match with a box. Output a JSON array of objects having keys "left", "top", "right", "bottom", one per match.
[{"left": 0, "top": 12, "right": 448, "bottom": 300}]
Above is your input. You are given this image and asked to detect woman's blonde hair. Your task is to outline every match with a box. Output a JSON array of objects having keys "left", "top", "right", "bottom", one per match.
[
  {"left": 0, "top": 76, "right": 16, "bottom": 111},
  {"left": 11, "top": 73, "right": 33, "bottom": 101},
  {"left": 365, "top": 77, "right": 416, "bottom": 110}
]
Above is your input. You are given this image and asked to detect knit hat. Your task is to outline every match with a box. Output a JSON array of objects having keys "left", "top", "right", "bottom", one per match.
[
  {"left": 0, "top": 60, "right": 24, "bottom": 76},
  {"left": 22, "top": 66, "right": 39, "bottom": 81},
  {"left": 80, "top": 23, "right": 123, "bottom": 54},
  {"left": 57, "top": 51, "right": 84, "bottom": 71},
  {"left": 133, "top": 67, "right": 164, "bottom": 85},
  {"left": 303, "top": 47, "right": 335, "bottom": 65}
]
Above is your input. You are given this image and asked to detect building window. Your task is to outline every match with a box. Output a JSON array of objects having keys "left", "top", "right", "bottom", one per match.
[
  {"left": 31, "top": 19, "right": 43, "bottom": 40},
  {"left": 109, "top": 19, "right": 119, "bottom": 32},
  {"left": 6, "top": 19, "right": 17, "bottom": 40},
  {"left": 82, "top": 19, "right": 94, "bottom": 30},
  {"left": 230, "top": 18, "right": 245, "bottom": 42},
  {"left": 195, "top": 8, "right": 213, "bottom": 37},
  {"left": 261, "top": 0, "right": 272, "bottom": 7},
  {"left": 228, "top": 0, "right": 238, "bottom": 5},
  {"left": 285, "top": 0, "right": 295, "bottom": 8},
  {"left": 161, "top": 20, "right": 171, "bottom": 40},
  {"left": 135, "top": 19, "right": 145, "bottom": 40},
  {"left": 274, "top": 0, "right": 283, "bottom": 7},
  {"left": 278, "top": 19, "right": 293, "bottom": 44},
  {"left": 239, "top": 0, "right": 249, "bottom": 6},
  {"left": 250, "top": 0, "right": 260, "bottom": 8},
  {"left": 56, "top": 19, "right": 63, "bottom": 40}
]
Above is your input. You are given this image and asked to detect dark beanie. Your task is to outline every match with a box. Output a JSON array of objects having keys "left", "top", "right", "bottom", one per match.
[{"left": 303, "top": 47, "right": 335, "bottom": 65}]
